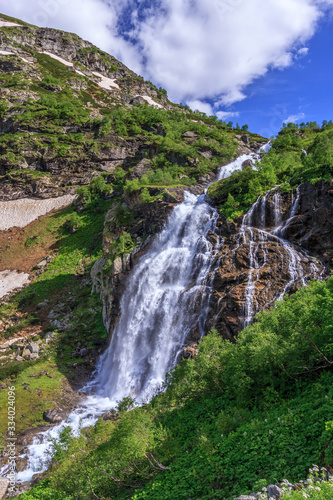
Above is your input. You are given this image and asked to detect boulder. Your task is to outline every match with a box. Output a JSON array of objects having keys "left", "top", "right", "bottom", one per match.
[
  {"left": 0, "top": 478, "right": 9, "bottom": 500},
  {"left": 267, "top": 484, "right": 283, "bottom": 499},
  {"left": 27, "top": 342, "right": 39, "bottom": 354},
  {"left": 233, "top": 496, "right": 257, "bottom": 500},
  {"left": 182, "top": 130, "right": 198, "bottom": 139},
  {"left": 242, "top": 159, "right": 253, "bottom": 168},
  {"left": 43, "top": 409, "right": 65, "bottom": 424},
  {"left": 22, "top": 348, "right": 32, "bottom": 359},
  {"left": 44, "top": 331, "right": 57, "bottom": 343}
]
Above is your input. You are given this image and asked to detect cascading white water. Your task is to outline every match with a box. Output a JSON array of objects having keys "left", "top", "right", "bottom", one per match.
[
  {"left": 94, "top": 192, "right": 219, "bottom": 404},
  {"left": 6, "top": 142, "right": 277, "bottom": 482},
  {"left": 14, "top": 191, "right": 221, "bottom": 482},
  {"left": 238, "top": 184, "right": 322, "bottom": 322}
]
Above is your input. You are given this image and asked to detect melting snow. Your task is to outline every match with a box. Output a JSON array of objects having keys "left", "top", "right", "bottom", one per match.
[
  {"left": 40, "top": 51, "right": 74, "bottom": 67},
  {"left": 0, "top": 270, "right": 30, "bottom": 299},
  {"left": 140, "top": 95, "right": 163, "bottom": 108},
  {"left": 92, "top": 71, "right": 119, "bottom": 90},
  {"left": 0, "top": 20, "right": 22, "bottom": 27},
  {"left": 0, "top": 195, "right": 75, "bottom": 231},
  {"left": 0, "top": 50, "right": 30, "bottom": 63}
]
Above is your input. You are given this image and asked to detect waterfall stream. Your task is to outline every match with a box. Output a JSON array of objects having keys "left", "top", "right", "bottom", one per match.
[{"left": 5, "top": 142, "right": 322, "bottom": 483}]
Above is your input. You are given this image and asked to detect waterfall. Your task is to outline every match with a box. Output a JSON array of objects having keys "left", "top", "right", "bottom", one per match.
[
  {"left": 11, "top": 141, "right": 309, "bottom": 483},
  {"left": 238, "top": 185, "right": 322, "bottom": 324},
  {"left": 15, "top": 191, "right": 222, "bottom": 482},
  {"left": 94, "top": 192, "right": 219, "bottom": 403}
]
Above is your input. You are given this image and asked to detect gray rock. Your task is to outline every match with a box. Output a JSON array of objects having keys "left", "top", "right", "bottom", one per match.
[
  {"left": 182, "top": 130, "right": 198, "bottom": 139},
  {"left": 0, "top": 478, "right": 9, "bottom": 500},
  {"left": 27, "top": 342, "right": 39, "bottom": 354},
  {"left": 12, "top": 342, "right": 25, "bottom": 349},
  {"left": 44, "top": 331, "right": 57, "bottom": 343},
  {"left": 43, "top": 409, "right": 65, "bottom": 424},
  {"left": 50, "top": 319, "right": 64, "bottom": 330},
  {"left": 233, "top": 496, "right": 257, "bottom": 500},
  {"left": 22, "top": 348, "right": 32, "bottom": 359},
  {"left": 102, "top": 411, "right": 119, "bottom": 421},
  {"left": 80, "top": 348, "right": 89, "bottom": 357},
  {"left": 37, "top": 301, "right": 49, "bottom": 309},
  {"left": 267, "top": 485, "right": 283, "bottom": 499},
  {"left": 72, "top": 351, "right": 80, "bottom": 358},
  {"left": 113, "top": 257, "right": 122, "bottom": 275},
  {"left": 15, "top": 355, "right": 25, "bottom": 362},
  {"left": 35, "top": 259, "right": 48, "bottom": 269},
  {"left": 29, "top": 353, "right": 39, "bottom": 360}
]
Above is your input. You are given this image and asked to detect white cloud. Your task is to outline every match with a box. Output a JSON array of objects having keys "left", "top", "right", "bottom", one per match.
[
  {"left": 0, "top": 0, "right": 332, "bottom": 108},
  {"left": 284, "top": 113, "right": 306, "bottom": 123},
  {"left": 297, "top": 47, "right": 309, "bottom": 57},
  {"left": 187, "top": 100, "right": 213, "bottom": 115},
  {"left": 216, "top": 111, "right": 240, "bottom": 121},
  {"left": 131, "top": 0, "right": 325, "bottom": 105},
  {"left": 0, "top": 0, "right": 142, "bottom": 73}
]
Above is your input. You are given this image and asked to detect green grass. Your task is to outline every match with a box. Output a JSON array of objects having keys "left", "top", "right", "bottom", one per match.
[{"left": 17, "top": 277, "right": 333, "bottom": 500}]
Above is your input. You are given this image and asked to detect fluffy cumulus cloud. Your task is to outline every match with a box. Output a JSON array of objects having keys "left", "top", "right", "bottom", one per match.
[
  {"left": 1, "top": 0, "right": 333, "bottom": 109},
  {"left": 0, "top": 0, "right": 142, "bottom": 72}
]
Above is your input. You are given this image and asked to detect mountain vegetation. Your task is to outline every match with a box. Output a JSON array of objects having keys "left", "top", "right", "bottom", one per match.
[{"left": 0, "top": 13, "right": 332, "bottom": 500}]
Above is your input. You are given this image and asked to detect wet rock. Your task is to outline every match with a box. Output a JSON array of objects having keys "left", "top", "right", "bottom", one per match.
[
  {"left": 92, "top": 339, "right": 107, "bottom": 346},
  {"left": 102, "top": 411, "right": 119, "bottom": 421},
  {"left": 43, "top": 409, "right": 66, "bottom": 424},
  {"left": 242, "top": 159, "right": 253, "bottom": 168},
  {"left": 80, "top": 348, "right": 89, "bottom": 357}
]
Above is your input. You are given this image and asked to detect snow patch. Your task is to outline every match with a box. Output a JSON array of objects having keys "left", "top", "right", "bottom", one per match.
[
  {"left": 0, "top": 195, "right": 75, "bottom": 231},
  {"left": 92, "top": 71, "right": 119, "bottom": 90},
  {"left": 40, "top": 51, "right": 74, "bottom": 67},
  {"left": 140, "top": 95, "right": 163, "bottom": 108},
  {"left": 0, "top": 270, "right": 30, "bottom": 299},
  {"left": 0, "top": 50, "right": 30, "bottom": 63},
  {"left": 0, "top": 20, "right": 22, "bottom": 27}
]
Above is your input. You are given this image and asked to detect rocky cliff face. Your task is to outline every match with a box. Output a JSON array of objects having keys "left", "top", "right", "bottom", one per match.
[{"left": 205, "top": 181, "right": 332, "bottom": 340}]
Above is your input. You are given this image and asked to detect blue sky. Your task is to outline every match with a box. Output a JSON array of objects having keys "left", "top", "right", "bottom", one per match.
[{"left": 1, "top": 0, "right": 333, "bottom": 136}]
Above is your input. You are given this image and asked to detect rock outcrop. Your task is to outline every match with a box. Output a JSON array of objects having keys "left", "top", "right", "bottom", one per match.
[{"left": 206, "top": 181, "right": 331, "bottom": 340}]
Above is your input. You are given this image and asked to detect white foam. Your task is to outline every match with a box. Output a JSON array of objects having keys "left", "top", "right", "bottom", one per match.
[
  {"left": 0, "top": 195, "right": 75, "bottom": 231},
  {"left": 0, "top": 270, "right": 29, "bottom": 298}
]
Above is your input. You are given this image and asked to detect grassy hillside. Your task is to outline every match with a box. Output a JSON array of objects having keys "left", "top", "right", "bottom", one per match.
[{"left": 17, "top": 276, "right": 333, "bottom": 499}]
